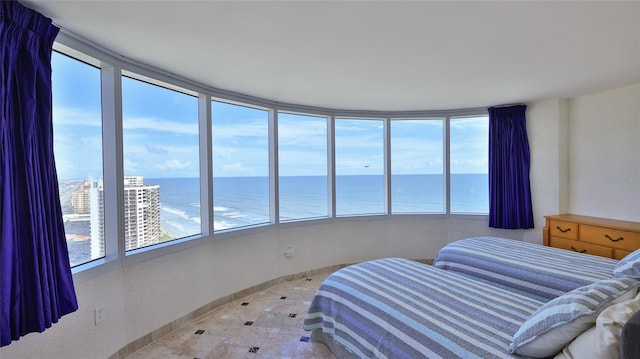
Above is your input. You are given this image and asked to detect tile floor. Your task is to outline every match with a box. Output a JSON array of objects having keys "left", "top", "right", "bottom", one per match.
[{"left": 127, "top": 271, "right": 335, "bottom": 359}]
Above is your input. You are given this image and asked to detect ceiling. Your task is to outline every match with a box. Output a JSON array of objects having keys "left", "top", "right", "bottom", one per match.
[{"left": 24, "top": 1, "right": 640, "bottom": 112}]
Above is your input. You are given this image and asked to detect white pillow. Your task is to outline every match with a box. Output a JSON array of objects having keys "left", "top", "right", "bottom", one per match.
[
  {"left": 510, "top": 277, "right": 640, "bottom": 358},
  {"left": 555, "top": 326, "right": 597, "bottom": 359},
  {"left": 614, "top": 248, "right": 640, "bottom": 278},
  {"left": 595, "top": 293, "right": 640, "bottom": 357},
  {"left": 558, "top": 293, "right": 640, "bottom": 359}
]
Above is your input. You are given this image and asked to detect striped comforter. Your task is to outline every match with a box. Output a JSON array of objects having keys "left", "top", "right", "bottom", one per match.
[
  {"left": 303, "top": 258, "right": 542, "bottom": 359},
  {"left": 434, "top": 236, "right": 618, "bottom": 301}
]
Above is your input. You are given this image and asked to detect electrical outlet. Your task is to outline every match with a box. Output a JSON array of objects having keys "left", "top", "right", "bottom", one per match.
[
  {"left": 285, "top": 246, "right": 295, "bottom": 258},
  {"left": 94, "top": 306, "right": 105, "bottom": 325}
]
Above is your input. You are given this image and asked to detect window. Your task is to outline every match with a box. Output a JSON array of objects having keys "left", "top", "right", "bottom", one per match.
[
  {"left": 335, "top": 118, "right": 385, "bottom": 216},
  {"left": 51, "top": 42, "right": 492, "bottom": 274},
  {"left": 121, "top": 75, "right": 200, "bottom": 251},
  {"left": 212, "top": 101, "right": 270, "bottom": 230},
  {"left": 450, "top": 115, "right": 489, "bottom": 213},
  {"left": 391, "top": 119, "right": 445, "bottom": 213},
  {"left": 278, "top": 113, "right": 328, "bottom": 221},
  {"left": 52, "top": 52, "right": 104, "bottom": 267}
]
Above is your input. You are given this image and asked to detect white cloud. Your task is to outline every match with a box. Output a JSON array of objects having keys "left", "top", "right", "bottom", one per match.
[
  {"left": 122, "top": 141, "right": 200, "bottom": 177},
  {"left": 276, "top": 118, "right": 327, "bottom": 146},
  {"left": 124, "top": 158, "right": 141, "bottom": 175},
  {"left": 222, "top": 162, "right": 255, "bottom": 175},
  {"left": 213, "top": 120, "right": 268, "bottom": 139},
  {"left": 450, "top": 116, "right": 488, "bottom": 129},
  {"left": 53, "top": 106, "right": 101, "bottom": 126},
  {"left": 156, "top": 159, "right": 192, "bottom": 170},
  {"left": 124, "top": 116, "right": 198, "bottom": 135},
  {"left": 53, "top": 106, "right": 200, "bottom": 137}
]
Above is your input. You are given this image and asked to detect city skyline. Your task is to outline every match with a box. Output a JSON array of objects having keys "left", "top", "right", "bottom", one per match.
[{"left": 63, "top": 176, "right": 163, "bottom": 265}]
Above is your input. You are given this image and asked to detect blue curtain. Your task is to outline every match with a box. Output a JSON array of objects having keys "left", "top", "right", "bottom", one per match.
[
  {"left": 1, "top": 1, "right": 78, "bottom": 346},
  {"left": 488, "top": 105, "right": 534, "bottom": 229}
]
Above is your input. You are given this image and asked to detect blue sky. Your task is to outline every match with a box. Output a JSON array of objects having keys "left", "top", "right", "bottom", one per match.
[
  {"left": 52, "top": 53, "right": 103, "bottom": 180},
  {"left": 121, "top": 76, "right": 199, "bottom": 178},
  {"left": 52, "top": 52, "right": 488, "bottom": 180}
]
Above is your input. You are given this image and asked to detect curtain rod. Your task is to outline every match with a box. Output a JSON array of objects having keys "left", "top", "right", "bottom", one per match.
[{"left": 489, "top": 103, "right": 526, "bottom": 109}]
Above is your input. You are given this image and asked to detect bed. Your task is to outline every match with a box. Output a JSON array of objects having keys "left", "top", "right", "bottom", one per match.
[
  {"left": 434, "top": 236, "right": 618, "bottom": 301},
  {"left": 303, "top": 257, "right": 640, "bottom": 359},
  {"left": 304, "top": 258, "right": 541, "bottom": 358}
]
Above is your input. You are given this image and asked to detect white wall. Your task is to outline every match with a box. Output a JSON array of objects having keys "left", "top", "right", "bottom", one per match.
[
  {"left": 525, "top": 98, "right": 570, "bottom": 243},
  {"left": 2, "top": 83, "right": 638, "bottom": 359},
  {"left": 567, "top": 83, "right": 640, "bottom": 221},
  {"left": 523, "top": 83, "right": 639, "bottom": 238},
  {"left": 1, "top": 216, "right": 517, "bottom": 359}
]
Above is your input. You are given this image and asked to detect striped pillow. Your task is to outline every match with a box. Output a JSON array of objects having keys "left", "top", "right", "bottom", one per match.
[
  {"left": 614, "top": 248, "right": 640, "bottom": 278},
  {"left": 509, "top": 277, "right": 640, "bottom": 358}
]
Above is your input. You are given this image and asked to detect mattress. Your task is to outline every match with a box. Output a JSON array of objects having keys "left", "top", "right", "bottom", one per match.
[
  {"left": 303, "top": 258, "right": 542, "bottom": 359},
  {"left": 434, "top": 236, "right": 618, "bottom": 301}
]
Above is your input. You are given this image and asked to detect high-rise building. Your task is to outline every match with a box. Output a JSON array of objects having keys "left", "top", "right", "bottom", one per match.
[
  {"left": 89, "top": 177, "right": 104, "bottom": 259},
  {"left": 123, "top": 176, "right": 160, "bottom": 250},
  {"left": 90, "top": 176, "right": 160, "bottom": 256},
  {"left": 72, "top": 181, "right": 91, "bottom": 214}
]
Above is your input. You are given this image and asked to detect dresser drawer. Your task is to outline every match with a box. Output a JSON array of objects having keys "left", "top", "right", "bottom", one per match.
[
  {"left": 549, "top": 236, "right": 613, "bottom": 258},
  {"left": 545, "top": 214, "right": 640, "bottom": 259},
  {"left": 580, "top": 225, "right": 640, "bottom": 252},
  {"left": 549, "top": 220, "right": 579, "bottom": 240},
  {"left": 614, "top": 249, "right": 632, "bottom": 260}
]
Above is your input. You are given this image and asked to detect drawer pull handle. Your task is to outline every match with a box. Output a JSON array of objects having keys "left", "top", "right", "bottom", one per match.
[
  {"left": 605, "top": 234, "right": 624, "bottom": 242},
  {"left": 570, "top": 246, "right": 587, "bottom": 253},
  {"left": 556, "top": 226, "right": 572, "bottom": 233}
]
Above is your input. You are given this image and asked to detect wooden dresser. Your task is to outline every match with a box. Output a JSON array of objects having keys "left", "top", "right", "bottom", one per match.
[{"left": 543, "top": 214, "right": 640, "bottom": 259}]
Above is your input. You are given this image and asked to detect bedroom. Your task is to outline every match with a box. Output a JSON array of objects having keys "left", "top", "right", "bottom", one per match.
[{"left": 1, "top": 1, "right": 639, "bottom": 358}]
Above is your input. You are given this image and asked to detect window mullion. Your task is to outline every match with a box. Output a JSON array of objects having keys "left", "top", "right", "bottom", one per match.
[
  {"left": 384, "top": 117, "right": 391, "bottom": 215},
  {"left": 444, "top": 116, "right": 451, "bottom": 214},
  {"left": 101, "top": 64, "right": 125, "bottom": 264},
  {"left": 269, "top": 108, "right": 280, "bottom": 224},
  {"left": 199, "top": 94, "right": 213, "bottom": 236},
  {"left": 328, "top": 115, "right": 336, "bottom": 218}
]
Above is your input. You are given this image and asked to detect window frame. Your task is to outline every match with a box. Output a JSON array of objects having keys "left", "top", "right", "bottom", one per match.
[
  {"left": 334, "top": 117, "right": 388, "bottom": 217},
  {"left": 449, "top": 115, "right": 490, "bottom": 215},
  {"left": 119, "top": 74, "right": 202, "bottom": 251},
  {"left": 389, "top": 117, "right": 447, "bottom": 214},
  {"left": 211, "top": 99, "right": 272, "bottom": 232},
  {"left": 52, "top": 51, "right": 106, "bottom": 268},
  {"left": 277, "top": 111, "right": 331, "bottom": 223},
  {"left": 53, "top": 34, "right": 489, "bottom": 280}
]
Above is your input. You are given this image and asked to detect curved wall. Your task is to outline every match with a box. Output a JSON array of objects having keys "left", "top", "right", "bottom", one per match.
[{"left": 2, "top": 215, "right": 521, "bottom": 359}]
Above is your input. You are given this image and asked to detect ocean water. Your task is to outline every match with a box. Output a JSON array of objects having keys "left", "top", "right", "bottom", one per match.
[
  {"left": 65, "top": 174, "right": 487, "bottom": 266},
  {"left": 148, "top": 174, "right": 488, "bottom": 238}
]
